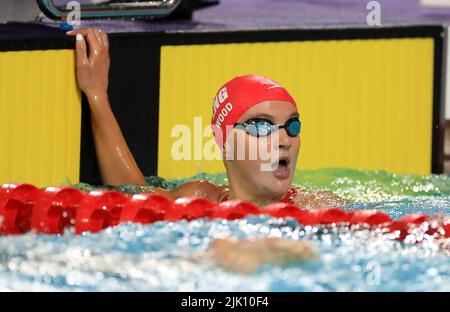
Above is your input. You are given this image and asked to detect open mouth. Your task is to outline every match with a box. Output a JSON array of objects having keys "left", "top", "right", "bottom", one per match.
[
  {"left": 277, "top": 156, "right": 290, "bottom": 167},
  {"left": 271, "top": 156, "right": 291, "bottom": 179},
  {"left": 271, "top": 156, "right": 290, "bottom": 170},
  {"left": 278, "top": 158, "right": 289, "bottom": 167}
]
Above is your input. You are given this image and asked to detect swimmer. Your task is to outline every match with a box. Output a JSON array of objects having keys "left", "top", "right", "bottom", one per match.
[
  {"left": 67, "top": 28, "right": 328, "bottom": 268},
  {"left": 66, "top": 28, "right": 347, "bottom": 209}
]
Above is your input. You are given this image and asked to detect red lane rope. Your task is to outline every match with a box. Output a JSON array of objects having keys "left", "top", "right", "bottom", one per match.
[{"left": 1, "top": 184, "right": 449, "bottom": 241}]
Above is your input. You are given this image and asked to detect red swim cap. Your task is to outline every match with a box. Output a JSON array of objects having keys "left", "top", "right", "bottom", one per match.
[{"left": 211, "top": 74, "right": 297, "bottom": 147}]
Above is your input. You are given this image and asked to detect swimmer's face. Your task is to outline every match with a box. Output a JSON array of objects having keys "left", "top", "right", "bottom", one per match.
[{"left": 224, "top": 100, "right": 300, "bottom": 200}]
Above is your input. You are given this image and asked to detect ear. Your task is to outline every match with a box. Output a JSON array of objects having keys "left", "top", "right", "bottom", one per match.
[
  {"left": 211, "top": 124, "right": 224, "bottom": 148},
  {"left": 222, "top": 136, "right": 238, "bottom": 162}
]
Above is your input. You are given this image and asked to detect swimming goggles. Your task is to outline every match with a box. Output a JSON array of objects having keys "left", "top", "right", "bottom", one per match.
[{"left": 234, "top": 117, "right": 301, "bottom": 137}]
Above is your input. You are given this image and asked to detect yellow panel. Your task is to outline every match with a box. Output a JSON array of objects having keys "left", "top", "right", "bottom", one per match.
[
  {"left": 0, "top": 50, "right": 81, "bottom": 187},
  {"left": 159, "top": 39, "right": 434, "bottom": 179}
]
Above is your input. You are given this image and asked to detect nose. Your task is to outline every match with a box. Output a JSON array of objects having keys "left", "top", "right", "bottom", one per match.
[{"left": 277, "top": 128, "right": 292, "bottom": 150}]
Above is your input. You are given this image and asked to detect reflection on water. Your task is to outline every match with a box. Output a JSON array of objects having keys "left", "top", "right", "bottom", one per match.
[{"left": 1, "top": 168, "right": 449, "bottom": 291}]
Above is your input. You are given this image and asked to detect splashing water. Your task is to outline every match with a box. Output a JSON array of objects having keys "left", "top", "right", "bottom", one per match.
[{"left": 1, "top": 168, "right": 449, "bottom": 291}]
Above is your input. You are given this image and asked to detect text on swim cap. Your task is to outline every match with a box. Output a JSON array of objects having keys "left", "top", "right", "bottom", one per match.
[
  {"left": 212, "top": 87, "right": 229, "bottom": 117},
  {"left": 259, "top": 77, "right": 282, "bottom": 89},
  {"left": 216, "top": 102, "right": 233, "bottom": 127}
]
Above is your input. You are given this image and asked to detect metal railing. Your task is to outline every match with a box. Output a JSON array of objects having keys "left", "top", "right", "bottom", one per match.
[{"left": 36, "top": 0, "right": 182, "bottom": 20}]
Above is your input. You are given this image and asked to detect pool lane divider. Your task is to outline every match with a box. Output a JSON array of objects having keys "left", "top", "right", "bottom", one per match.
[{"left": 0, "top": 183, "right": 449, "bottom": 242}]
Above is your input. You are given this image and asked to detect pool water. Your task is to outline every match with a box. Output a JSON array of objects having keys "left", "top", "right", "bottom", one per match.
[{"left": 0, "top": 168, "right": 449, "bottom": 291}]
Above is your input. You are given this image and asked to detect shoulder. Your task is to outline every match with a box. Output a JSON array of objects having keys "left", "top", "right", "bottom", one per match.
[{"left": 169, "top": 179, "right": 228, "bottom": 202}]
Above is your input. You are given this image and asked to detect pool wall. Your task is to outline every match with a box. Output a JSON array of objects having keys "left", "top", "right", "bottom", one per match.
[{"left": 0, "top": 23, "right": 446, "bottom": 186}]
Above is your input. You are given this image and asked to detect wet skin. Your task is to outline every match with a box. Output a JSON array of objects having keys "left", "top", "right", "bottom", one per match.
[{"left": 223, "top": 100, "right": 300, "bottom": 204}]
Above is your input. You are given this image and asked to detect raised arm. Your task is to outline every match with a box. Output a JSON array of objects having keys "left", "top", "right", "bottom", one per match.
[
  {"left": 67, "top": 28, "right": 145, "bottom": 186},
  {"left": 66, "top": 28, "right": 225, "bottom": 201}
]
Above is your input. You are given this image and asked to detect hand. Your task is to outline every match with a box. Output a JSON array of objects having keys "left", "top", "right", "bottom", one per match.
[
  {"left": 67, "top": 28, "right": 110, "bottom": 100},
  {"left": 208, "top": 238, "right": 315, "bottom": 274}
]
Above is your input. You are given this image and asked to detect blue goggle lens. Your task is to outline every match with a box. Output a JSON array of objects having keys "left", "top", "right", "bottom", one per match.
[
  {"left": 285, "top": 119, "right": 301, "bottom": 137},
  {"left": 236, "top": 118, "right": 301, "bottom": 137}
]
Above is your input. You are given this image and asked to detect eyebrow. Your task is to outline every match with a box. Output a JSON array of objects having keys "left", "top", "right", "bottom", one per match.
[
  {"left": 251, "top": 113, "right": 275, "bottom": 120},
  {"left": 248, "top": 112, "right": 300, "bottom": 122}
]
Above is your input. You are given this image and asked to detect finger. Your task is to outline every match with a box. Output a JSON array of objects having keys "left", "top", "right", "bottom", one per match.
[
  {"left": 67, "top": 28, "right": 92, "bottom": 36},
  {"left": 100, "top": 31, "right": 109, "bottom": 50},
  {"left": 84, "top": 29, "right": 102, "bottom": 58},
  {"left": 67, "top": 27, "right": 104, "bottom": 35},
  {"left": 75, "top": 34, "right": 88, "bottom": 65},
  {"left": 71, "top": 28, "right": 109, "bottom": 49},
  {"left": 93, "top": 28, "right": 103, "bottom": 46},
  {"left": 69, "top": 29, "right": 103, "bottom": 57}
]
